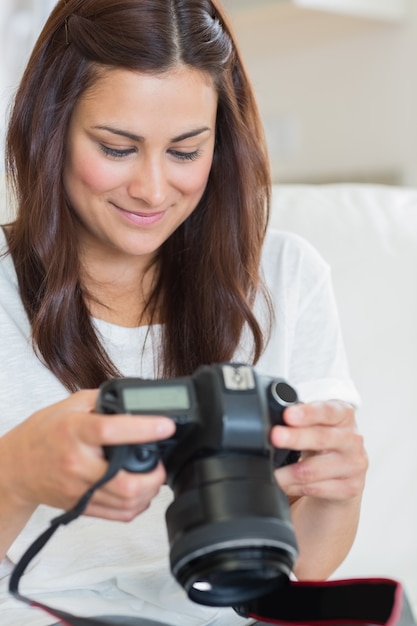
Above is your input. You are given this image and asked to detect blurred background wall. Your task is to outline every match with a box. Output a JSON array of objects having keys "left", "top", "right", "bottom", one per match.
[
  {"left": 1, "top": 0, "right": 416, "bottom": 186},
  {"left": 223, "top": 0, "right": 416, "bottom": 186}
]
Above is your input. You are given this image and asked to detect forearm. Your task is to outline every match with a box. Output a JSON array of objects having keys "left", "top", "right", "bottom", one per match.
[
  {"left": 290, "top": 493, "right": 362, "bottom": 580},
  {"left": 0, "top": 433, "right": 34, "bottom": 558}
]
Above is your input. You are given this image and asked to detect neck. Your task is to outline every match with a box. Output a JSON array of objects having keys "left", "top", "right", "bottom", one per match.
[{"left": 80, "top": 250, "right": 159, "bottom": 328}]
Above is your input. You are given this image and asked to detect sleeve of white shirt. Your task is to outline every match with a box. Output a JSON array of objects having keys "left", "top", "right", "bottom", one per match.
[{"left": 255, "top": 229, "right": 360, "bottom": 408}]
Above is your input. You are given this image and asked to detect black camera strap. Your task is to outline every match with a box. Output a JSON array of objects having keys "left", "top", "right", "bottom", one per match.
[
  {"left": 9, "top": 455, "right": 414, "bottom": 626},
  {"left": 8, "top": 450, "right": 126, "bottom": 625}
]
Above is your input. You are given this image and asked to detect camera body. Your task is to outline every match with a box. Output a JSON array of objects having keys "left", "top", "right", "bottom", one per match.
[
  {"left": 97, "top": 363, "right": 300, "bottom": 607},
  {"left": 98, "top": 362, "right": 299, "bottom": 475}
]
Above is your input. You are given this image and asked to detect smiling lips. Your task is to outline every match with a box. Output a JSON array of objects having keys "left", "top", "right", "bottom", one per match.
[{"left": 114, "top": 203, "right": 166, "bottom": 226}]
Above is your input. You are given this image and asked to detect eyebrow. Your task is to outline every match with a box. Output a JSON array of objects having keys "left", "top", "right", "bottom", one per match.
[{"left": 92, "top": 125, "right": 211, "bottom": 143}]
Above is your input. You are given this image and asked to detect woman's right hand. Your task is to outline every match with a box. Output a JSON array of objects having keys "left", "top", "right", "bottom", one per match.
[{"left": 0, "top": 389, "right": 176, "bottom": 555}]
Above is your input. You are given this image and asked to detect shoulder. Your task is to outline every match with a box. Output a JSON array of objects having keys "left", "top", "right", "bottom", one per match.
[
  {"left": 262, "top": 227, "right": 328, "bottom": 264},
  {"left": 261, "top": 228, "right": 330, "bottom": 293}
]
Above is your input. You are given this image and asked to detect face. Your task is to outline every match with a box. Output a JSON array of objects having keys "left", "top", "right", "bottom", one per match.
[{"left": 63, "top": 66, "right": 218, "bottom": 271}]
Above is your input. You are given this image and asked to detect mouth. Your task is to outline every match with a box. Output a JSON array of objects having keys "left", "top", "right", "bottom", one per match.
[{"left": 112, "top": 203, "right": 166, "bottom": 226}]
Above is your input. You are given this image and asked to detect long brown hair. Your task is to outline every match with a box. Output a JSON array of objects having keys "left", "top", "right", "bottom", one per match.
[{"left": 5, "top": 0, "right": 272, "bottom": 391}]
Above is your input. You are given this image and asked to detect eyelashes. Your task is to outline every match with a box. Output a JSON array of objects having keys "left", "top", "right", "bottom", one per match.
[
  {"left": 99, "top": 144, "right": 202, "bottom": 162},
  {"left": 99, "top": 145, "right": 136, "bottom": 158},
  {"left": 170, "top": 149, "right": 202, "bottom": 162}
]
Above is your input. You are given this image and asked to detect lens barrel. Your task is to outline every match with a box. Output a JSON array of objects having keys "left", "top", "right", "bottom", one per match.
[{"left": 166, "top": 455, "right": 298, "bottom": 606}]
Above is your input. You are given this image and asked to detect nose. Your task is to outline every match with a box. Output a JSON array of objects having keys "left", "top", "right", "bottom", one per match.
[{"left": 127, "top": 154, "right": 168, "bottom": 208}]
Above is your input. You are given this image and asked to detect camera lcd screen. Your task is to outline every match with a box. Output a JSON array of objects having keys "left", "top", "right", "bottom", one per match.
[{"left": 122, "top": 385, "right": 191, "bottom": 411}]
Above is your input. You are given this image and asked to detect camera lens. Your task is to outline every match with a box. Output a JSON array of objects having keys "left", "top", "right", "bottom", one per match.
[
  {"left": 166, "top": 455, "right": 298, "bottom": 607},
  {"left": 173, "top": 532, "right": 294, "bottom": 606}
]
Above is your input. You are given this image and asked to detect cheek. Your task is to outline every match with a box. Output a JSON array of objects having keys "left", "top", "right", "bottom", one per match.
[
  {"left": 65, "top": 151, "right": 123, "bottom": 195},
  {"left": 179, "top": 159, "right": 213, "bottom": 200}
]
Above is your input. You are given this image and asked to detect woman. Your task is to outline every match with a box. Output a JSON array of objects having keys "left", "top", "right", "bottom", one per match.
[{"left": 0, "top": 0, "right": 368, "bottom": 624}]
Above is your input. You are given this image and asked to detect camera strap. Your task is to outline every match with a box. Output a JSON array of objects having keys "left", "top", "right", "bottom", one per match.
[
  {"left": 8, "top": 450, "right": 126, "bottom": 625},
  {"left": 9, "top": 453, "right": 415, "bottom": 626}
]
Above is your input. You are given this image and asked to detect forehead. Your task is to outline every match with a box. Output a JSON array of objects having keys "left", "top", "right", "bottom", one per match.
[{"left": 73, "top": 66, "right": 218, "bottom": 135}]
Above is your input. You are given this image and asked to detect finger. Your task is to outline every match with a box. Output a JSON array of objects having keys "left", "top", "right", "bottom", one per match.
[
  {"left": 275, "top": 452, "right": 367, "bottom": 500},
  {"left": 85, "top": 465, "right": 166, "bottom": 521},
  {"left": 77, "top": 413, "right": 176, "bottom": 447},
  {"left": 92, "top": 463, "right": 166, "bottom": 505},
  {"left": 284, "top": 401, "right": 356, "bottom": 428},
  {"left": 277, "top": 475, "right": 366, "bottom": 501},
  {"left": 279, "top": 450, "right": 366, "bottom": 484},
  {"left": 272, "top": 423, "right": 361, "bottom": 454},
  {"left": 85, "top": 500, "right": 150, "bottom": 522}
]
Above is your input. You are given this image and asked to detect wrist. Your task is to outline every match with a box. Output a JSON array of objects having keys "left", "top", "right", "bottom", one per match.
[{"left": 0, "top": 485, "right": 37, "bottom": 560}]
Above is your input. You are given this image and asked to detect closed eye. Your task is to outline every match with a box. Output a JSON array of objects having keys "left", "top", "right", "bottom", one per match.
[
  {"left": 170, "top": 149, "right": 202, "bottom": 162},
  {"left": 99, "top": 143, "right": 202, "bottom": 162},
  {"left": 99, "top": 144, "right": 136, "bottom": 158}
]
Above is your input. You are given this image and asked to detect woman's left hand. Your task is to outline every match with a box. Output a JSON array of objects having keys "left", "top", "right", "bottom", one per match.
[{"left": 272, "top": 400, "right": 368, "bottom": 502}]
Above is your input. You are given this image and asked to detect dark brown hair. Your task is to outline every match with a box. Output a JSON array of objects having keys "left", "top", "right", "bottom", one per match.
[{"left": 5, "top": 0, "right": 272, "bottom": 391}]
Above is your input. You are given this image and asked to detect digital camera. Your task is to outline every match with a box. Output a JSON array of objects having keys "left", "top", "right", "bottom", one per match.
[{"left": 97, "top": 363, "right": 300, "bottom": 607}]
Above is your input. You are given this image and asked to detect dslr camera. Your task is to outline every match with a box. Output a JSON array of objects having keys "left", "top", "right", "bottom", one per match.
[{"left": 97, "top": 363, "right": 300, "bottom": 608}]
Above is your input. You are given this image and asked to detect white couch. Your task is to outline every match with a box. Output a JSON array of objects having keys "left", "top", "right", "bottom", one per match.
[
  {"left": 269, "top": 183, "right": 417, "bottom": 615},
  {"left": 1, "top": 182, "right": 416, "bottom": 615}
]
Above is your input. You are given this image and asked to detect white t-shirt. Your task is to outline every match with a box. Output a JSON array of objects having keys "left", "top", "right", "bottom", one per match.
[{"left": 0, "top": 227, "right": 359, "bottom": 625}]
